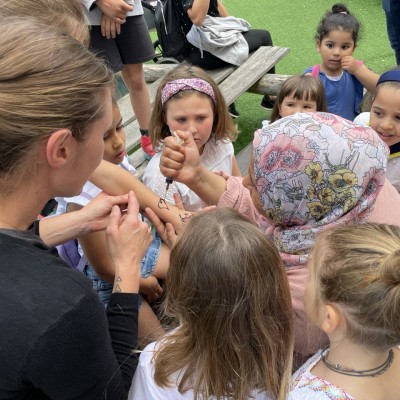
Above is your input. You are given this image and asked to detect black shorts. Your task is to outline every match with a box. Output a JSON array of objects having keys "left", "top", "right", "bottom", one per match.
[{"left": 89, "top": 15, "right": 155, "bottom": 72}]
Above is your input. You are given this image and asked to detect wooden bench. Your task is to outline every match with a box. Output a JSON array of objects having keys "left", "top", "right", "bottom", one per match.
[{"left": 118, "top": 45, "right": 290, "bottom": 178}]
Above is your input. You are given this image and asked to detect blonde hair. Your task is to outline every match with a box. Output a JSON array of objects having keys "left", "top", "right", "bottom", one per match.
[
  {"left": 0, "top": 0, "right": 88, "bottom": 44},
  {"left": 309, "top": 223, "right": 400, "bottom": 351},
  {"left": 270, "top": 75, "right": 327, "bottom": 123},
  {"left": 0, "top": 17, "right": 113, "bottom": 186},
  {"left": 149, "top": 65, "right": 238, "bottom": 147},
  {"left": 154, "top": 208, "right": 293, "bottom": 400}
]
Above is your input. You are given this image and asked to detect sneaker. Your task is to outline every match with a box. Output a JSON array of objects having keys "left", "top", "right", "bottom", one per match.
[
  {"left": 141, "top": 135, "right": 155, "bottom": 159},
  {"left": 228, "top": 103, "right": 240, "bottom": 119},
  {"left": 260, "top": 95, "right": 276, "bottom": 110}
]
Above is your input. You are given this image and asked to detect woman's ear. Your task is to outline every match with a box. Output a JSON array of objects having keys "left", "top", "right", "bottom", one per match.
[
  {"left": 320, "top": 304, "right": 341, "bottom": 334},
  {"left": 45, "top": 129, "right": 74, "bottom": 169}
]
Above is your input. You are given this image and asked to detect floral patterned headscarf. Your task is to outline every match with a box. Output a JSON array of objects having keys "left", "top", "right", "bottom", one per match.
[{"left": 253, "top": 112, "right": 388, "bottom": 269}]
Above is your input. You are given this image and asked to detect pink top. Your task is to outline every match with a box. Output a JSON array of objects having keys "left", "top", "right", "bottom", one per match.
[{"left": 218, "top": 176, "right": 400, "bottom": 356}]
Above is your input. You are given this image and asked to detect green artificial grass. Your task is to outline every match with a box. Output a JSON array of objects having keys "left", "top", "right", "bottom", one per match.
[
  {"left": 224, "top": 0, "right": 394, "bottom": 153},
  {"left": 145, "top": 0, "right": 393, "bottom": 153}
]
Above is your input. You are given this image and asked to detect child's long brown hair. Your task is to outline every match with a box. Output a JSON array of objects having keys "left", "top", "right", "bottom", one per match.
[
  {"left": 149, "top": 65, "right": 238, "bottom": 147},
  {"left": 154, "top": 208, "right": 293, "bottom": 400}
]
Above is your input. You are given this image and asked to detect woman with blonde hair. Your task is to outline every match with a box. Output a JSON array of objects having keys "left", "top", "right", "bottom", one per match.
[
  {"left": 0, "top": 17, "right": 152, "bottom": 398},
  {"left": 130, "top": 207, "right": 293, "bottom": 400}
]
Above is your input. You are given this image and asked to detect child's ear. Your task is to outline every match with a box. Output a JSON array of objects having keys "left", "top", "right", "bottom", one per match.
[
  {"left": 320, "top": 304, "right": 341, "bottom": 334},
  {"left": 45, "top": 129, "right": 74, "bottom": 169},
  {"left": 316, "top": 40, "right": 321, "bottom": 53}
]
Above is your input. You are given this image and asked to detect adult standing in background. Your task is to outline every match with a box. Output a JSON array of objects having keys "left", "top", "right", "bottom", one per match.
[
  {"left": 383, "top": 0, "right": 400, "bottom": 65},
  {"left": 82, "top": 0, "right": 156, "bottom": 158}
]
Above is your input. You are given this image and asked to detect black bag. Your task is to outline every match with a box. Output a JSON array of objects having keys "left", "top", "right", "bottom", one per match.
[{"left": 155, "top": 0, "right": 187, "bottom": 58}]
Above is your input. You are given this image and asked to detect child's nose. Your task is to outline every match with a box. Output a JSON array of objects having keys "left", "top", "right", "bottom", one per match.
[
  {"left": 187, "top": 121, "right": 198, "bottom": 134},
  {"left": 112, "top": 134, "right": 124, "bottom": 148},
  {"left": 380, "top": 118, "right": 393, "bottom": 131}
]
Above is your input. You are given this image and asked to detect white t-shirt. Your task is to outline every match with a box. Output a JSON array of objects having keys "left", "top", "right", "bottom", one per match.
[
  {"left": 142, "top": 140, "right": 234, "bottom": 211},
  {"left": 129, "top": 341, "right": 272, "bottom": 400}
]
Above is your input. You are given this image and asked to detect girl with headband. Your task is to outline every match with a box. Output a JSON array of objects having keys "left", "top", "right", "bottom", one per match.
[
  {"left": 142, "top": 65, "right": 240, "bottom": 211},
  {"left": 354, "top": 69, "right": 400, "bottom": 192}
]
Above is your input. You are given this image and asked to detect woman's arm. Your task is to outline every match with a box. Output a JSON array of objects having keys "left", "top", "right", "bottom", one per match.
[
  {"left": 39, "top": 192, "right": 130, "bottom": 247},
  {"left": 187, "top": 0, "right": 211, "bottom": 25},
  {"left": 217, "top": 0, "right": 229, "bottom": 17},
  {"left": 90, "top": 161, "right": 186, "bottom": 232}
]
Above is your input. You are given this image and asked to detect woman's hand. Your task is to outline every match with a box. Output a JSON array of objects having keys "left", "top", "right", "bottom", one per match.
[
  {"left": 101, "top": 13, "right": 121, "bottom": 38},
  {"left": 106, "top": 191, "right": 152, "bottom": 293}
]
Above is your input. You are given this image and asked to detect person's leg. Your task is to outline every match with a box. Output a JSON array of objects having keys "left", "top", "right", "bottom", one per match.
[
  {"left": 115, "top": 15, "right": 155, "bottom": 157},
  {"left": 383, "top": 0, "right": 400, "bottom": 65},
  {"left": 120, "top": 63, "right": 154, "bottom": 156}
]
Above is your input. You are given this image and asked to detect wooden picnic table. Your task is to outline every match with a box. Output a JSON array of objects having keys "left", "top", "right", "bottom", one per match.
[{"left": 118, "top": 45, "right": 290, "bottom": 178}]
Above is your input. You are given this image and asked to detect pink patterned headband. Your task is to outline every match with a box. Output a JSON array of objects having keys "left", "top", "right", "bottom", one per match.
[{"left": 161, "top": 78, "right": 216, "bottom": 105}]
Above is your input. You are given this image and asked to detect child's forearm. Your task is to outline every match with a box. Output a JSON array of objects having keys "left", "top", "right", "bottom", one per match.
[
  {"left": 354, "top": 65, "right": 379, "bottom": 93},
  {"left": 90, "top": 160, "right": 183, "bottom": 229},
  {"left": 188, "top": 165, "right": 228, "bottom": 205}
]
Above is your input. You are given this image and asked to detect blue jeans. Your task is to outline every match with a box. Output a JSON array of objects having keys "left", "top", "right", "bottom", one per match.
[
  {"left": 84, "top": 233, "right": 161, "bottom": 306},
  {"left": 383, "top": 0, "right": 400, "bottom": 65}
]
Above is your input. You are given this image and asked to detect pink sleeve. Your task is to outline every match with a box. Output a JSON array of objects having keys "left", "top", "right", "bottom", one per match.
[
  {"left": 370, "top": 178, "right": 400, "bottom": 224},
  {"left": 217, "top": 176, "right": 261, "bottom": 226}
]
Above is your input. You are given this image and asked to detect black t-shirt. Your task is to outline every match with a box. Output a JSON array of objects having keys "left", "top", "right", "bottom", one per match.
[{"left": 0, "top": 228, "right": 139, "bottom": 399}]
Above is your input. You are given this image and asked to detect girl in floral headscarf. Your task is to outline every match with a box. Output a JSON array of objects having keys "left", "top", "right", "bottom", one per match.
[{"left": 159, "top": 112, "right": 400, "bottom": 358}]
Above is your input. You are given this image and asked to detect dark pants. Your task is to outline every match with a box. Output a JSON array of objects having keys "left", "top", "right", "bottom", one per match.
[
  {"left": 184, "top": 28, "right": 275, "bottom": 73},
  {"left": 383, "top": 0, "right": 400, "bottom": 65}
]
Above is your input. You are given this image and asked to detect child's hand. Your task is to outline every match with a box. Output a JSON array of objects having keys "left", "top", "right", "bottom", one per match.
[
  {"left": 341, "top": 56, "right": 359, "bottom": 74},
  {"left": 160, "top": 130, "right": 202, "bottom": 185},
  {"left": 140, "top": 276, "right": 163, "bottom": 303}
]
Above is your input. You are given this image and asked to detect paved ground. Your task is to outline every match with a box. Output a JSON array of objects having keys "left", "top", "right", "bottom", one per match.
[{"left": 236, "top": 143, "right": 252, "bottom": 176}]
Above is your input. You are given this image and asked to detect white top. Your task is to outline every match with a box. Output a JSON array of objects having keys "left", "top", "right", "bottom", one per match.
[
  {"left": 81, "top": 0, "right": 143, "bottom": 26},
  {"left": 143, "top": 140, "right": 234, "bottom": 211},
  {"left": 354, "top": 112, "right": 400, "bottom": 193},
  {"left": 129, "top": 341, "right": 272, "bottom": 400},
  {"left": 289, "top": 349, "right": 354, "bottom": 400},
  {"left": 55, "top": 157, "right": 136, "bottom": 256}
]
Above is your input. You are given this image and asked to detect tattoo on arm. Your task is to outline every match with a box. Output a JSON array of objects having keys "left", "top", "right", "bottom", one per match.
[
  {"left": 158, "top": 198, "right": 170, "bottom": 210},
  {"left": 179, "top": 212, "right": 192, "bottom": 223},
  {"left": 114, "top": 275, "right": 122, "bottom": 292}
]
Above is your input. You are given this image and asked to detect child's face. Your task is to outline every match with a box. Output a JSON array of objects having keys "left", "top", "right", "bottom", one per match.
[
  {"left": 279, "top": 93, "right": 318, "bottom": 118},
  {"left": 370, "top": 86, "right": 400, "bottom": 148},
  {"left": 103, "top": 105, "right": 126, "bottom": 165},
  {"left": 317, "top": 30, "right": 355, "bottom": 75},
  {"left": 164, "top": 92, "right": 214, "bottom": 155}
]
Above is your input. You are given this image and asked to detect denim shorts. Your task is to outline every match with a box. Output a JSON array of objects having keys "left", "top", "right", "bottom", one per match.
[{"left": 84, "top": 233, "right": 161, "bottom": 306}]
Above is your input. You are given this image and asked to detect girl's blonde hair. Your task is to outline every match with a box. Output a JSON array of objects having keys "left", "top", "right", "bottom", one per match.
[
  {"left": 154, "top": 208, "right": 293, "bottom": 400},
  {"left": 309, "top": 223, "right": 400, "bottom": 351},
  {"left": 271, "top": 75, "right": 327, "bottom": 123},
  {"left": 149, "top": 65, "right": 238, "bottom": 147},
  {"left": 0, "top": 17, "right": 113, "bottom": 187},
  {"left": 0, "top": 0, "right": 88, "bottom": 44}
]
